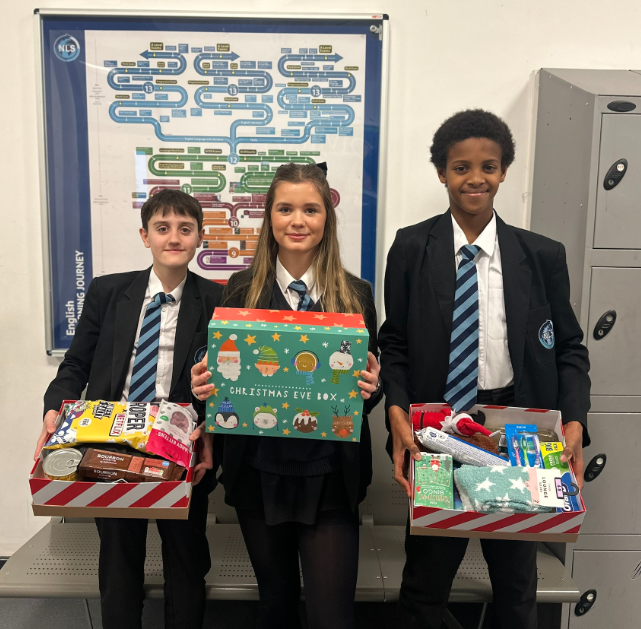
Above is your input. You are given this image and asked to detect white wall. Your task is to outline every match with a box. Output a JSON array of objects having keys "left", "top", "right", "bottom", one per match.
[{"left": 2, "top": 0, "right": 641, "bottom": 555}]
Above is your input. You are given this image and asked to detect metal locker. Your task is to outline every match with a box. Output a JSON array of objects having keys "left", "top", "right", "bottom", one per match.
[
  {"left": 569, "top": 550, "right": 641, "bottom": 628},
  {"left": 594, "top": 115, "right": 641, "bottom": 250},
  {"left": 586, "top": 267, "right": 641, "bottom": 397}
]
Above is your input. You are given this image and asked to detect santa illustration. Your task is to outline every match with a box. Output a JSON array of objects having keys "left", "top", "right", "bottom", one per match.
[{"left": 217, "top": 334, "right": 241, "bottom": 381}]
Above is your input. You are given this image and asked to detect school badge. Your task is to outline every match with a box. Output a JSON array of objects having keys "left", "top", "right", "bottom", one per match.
[{"left": 539, "top": 320, "right": 555, "bottom": 349}]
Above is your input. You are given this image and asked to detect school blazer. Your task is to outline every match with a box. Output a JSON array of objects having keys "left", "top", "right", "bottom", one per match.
[
  {"left": 378, "top": 211, "right": 591, "bottom": 451},
  {"left": 216, "top": 268, "right": 382, "bottom": 511},
  {"left": 44, "top": 268, "right": 224, "bottom": 418}
]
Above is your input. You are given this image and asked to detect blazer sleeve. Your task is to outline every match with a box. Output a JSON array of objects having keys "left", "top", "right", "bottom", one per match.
[
  {"left": 549, "top": 243, "right": 591, "bottom": 446},
  {"left": 359, "top": 280, "right": 383, "bottom": 415},
  {"left": 43, "top": 277, "right": 103, "bottom": 416},
  {"left": 378, "top": 229, "right": 412, "bottom": 416}
]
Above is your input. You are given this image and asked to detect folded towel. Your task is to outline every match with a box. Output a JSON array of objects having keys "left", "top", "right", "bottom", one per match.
[{"left": 454, "top": 465, "right": 555, "bottom": 514}]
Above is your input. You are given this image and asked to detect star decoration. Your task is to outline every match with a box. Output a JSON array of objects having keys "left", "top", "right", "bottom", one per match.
[
  {"left": 283, "top": 429, "right": 290, "bottom": 435},
  {"left": 283, "top": 315, "right": 296, "bottom": 322},
  {"left": 242, "top": 422, "right": 248, "bottom": 428},
  {"left": 348, "top": 390, "right": 358, "bottom": 399},
  {"left": 207, "top": 425, "right": 215, "bottom": 432},
  {"left": 476, "top": 478, "right": 495, "bottom": 492},
  {"left": 321, "top": 432, "right": 327, "bottom": 437},
  {"left": 284, "top": 348, "right": 290, "bottom": 354},
  {"left": 324, "top": 327, "right": 330, "bottom": 330},
  {"left": 333, "top": 323, "right": 342, "bottom": 327},
  {"left": 300, "top": 335, "right": 309, "bottom": 343},
  {"left": 237, "top": 310, "right": 250, "bottom": 316},
  {"left": 246, "top": 365, "right": 251, "bottom": 370},
  {"left": 294, "top": 326, "right": 302, "bottom": 330},
  {"left": 209, "top": 402, "right": 214, "bottom": 407},
  {"left": 490, "top": 466, "right": 506, "bottom": 474},
  {"left": 211, "top": 385, "right": 219, "bottom": 396},
  {"left": 353, "top": 370, "right": 360, "bottom": 377},
  {"left": 354, "top": 411, "right": 359, "bottom": 416},
  {"left": 352, "top": 438, "right": 357, "bottom": 442},
  {"left": 310, "top": 327, "right": 316, "bottom": 330},
  {"left": 356, "top": 339, "right": 362, "bottom": 344},
  {"left": 357, "top": 329, "right": 364, "bottom": 333},
  {"left": 213, "top": 331, "right": 222, "bottom": 340},
  {"left": 314, "top": 314, "right": 327, "bottom": 320},
  {"left": 283, "top": 367, "right": 289, "bottom": 372},
  {"left": 358, "top": 358, "right": 363, "bottom": 363},
  {"left": 244, "top": 334, "right": 256, "bottom": 345},
  {"left": 340, "top": 398, "right": 345, "bottom": 403},
  {"left": 509, "top": 477, "right": 527, "bottom": 493},
  {"left": 259, "top": 430, "right": 264, "bottom": 434},
  {"left": 272, "top": 332, "right": 281, "bottom": 341},
  {"left": 282, "top": 420, "right": 288, "bottom": 424},
  {"left": 322, "top": 342, "right": 329, "bottom": 348},
  {"left": 282, "top": 402, "right": 289, "bottom": 409},
  {"left": 261, "top": 324, "right": 267, "bottom": 327},
  {"left": 245, "top": 323, "right": 253, "bottom": 327},
  {"left": 268, "top": 309, "right": 280, "bottom": 313},
  {"left": 321, "top": 378, "right": 326, "bottom": 383},
  {"left": 221, "top": 320, "right": 229, "bottom": 325}
]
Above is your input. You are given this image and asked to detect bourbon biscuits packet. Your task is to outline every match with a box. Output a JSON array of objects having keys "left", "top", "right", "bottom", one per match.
[
  {"left": 79, "top": 448, "right": 178, "bottom": 482},
  {"left": 44, "top": 401, "right": 158, "bottom": 452},
  {"left": 146, "top": 401, "right": 197, "bottom": 468}
]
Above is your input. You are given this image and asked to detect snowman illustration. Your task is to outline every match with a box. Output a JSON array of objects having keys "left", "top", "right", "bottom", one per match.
[{"left": 329, "top": 340, "right": 354, "bottom": 384}]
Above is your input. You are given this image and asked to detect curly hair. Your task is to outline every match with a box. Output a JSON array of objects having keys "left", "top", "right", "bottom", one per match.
[{"left": 430, "top": 109, "right": 515, "bottom": 170}]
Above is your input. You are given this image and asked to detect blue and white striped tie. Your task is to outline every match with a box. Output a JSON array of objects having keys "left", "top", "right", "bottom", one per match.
[
  {"left": 444, "top": 244, "right": 481, "bottom": 412},
  {"left": 128, "top": 292, "right": 173, "bottom": 402},
  {"left": 289, "top": 280, "right": 314, "bottom": 311}
]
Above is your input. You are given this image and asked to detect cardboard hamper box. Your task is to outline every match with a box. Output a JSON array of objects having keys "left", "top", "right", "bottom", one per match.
[
  {"left": 30, "top": 401, "right": 196, "bottom": 520},
  {"left": 409, "top": 404, "right": 586, "bottom": 542},
  {"left": 206, "top": 308, "right": 368, "bottom": 441}
]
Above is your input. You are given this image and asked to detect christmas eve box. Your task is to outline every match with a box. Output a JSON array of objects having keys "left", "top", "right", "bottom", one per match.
[{"left": 205, "top": 308, "right": 369, "bottom": 441}]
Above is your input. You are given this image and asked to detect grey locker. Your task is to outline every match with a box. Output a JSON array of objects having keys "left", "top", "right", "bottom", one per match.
[
  {"left": 587, "top": 267, "right": 641, "bottom": 396},
  {"left": 579, "top": 413, "right": 641, "bottom": 535},
  {"left": 594, "top": 115, "right": 641, "bottom": 250},
  {"left": 569, "top": 550, "right": 641, "bottom": 628}
]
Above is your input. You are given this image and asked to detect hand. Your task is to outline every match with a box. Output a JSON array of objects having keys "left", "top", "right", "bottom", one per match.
[
  {"left": 358, "top": 352, "right": 380, "bottom": 400},
  {"left": 561, "top": 421, "right": 585, "bottom": 490},
  {"left": 189, "top": 423, "right": 214, "bottom": 486},
  {"left": 191, "top": 354, "right": 216, "bottom": 401},
  {"left": 34, "top": 410, "right": 59, "bottom": 461},
  {"left": 389, "top": 405, "right": 422, "bottom": 498}
]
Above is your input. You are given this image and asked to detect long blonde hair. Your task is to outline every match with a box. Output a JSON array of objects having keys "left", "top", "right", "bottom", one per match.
[{"left": 238, "top": 163, "right": 363, "bottom": 314}]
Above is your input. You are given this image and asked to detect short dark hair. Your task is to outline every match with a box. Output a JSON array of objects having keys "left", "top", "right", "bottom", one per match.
[
  {"left": 430, "top": 109, "right": 516, "bottom": 170},
  {"left": 140, "top": 189, "right": 203, "bottom": 231}
]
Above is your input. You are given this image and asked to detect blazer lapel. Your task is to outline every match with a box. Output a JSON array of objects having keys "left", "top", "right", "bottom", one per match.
[
  {"left": 170, "top": 272, "right": 202, "bottom": 394},
  {"left": 496, "top": 215, "right": 531, "bottom": 391},
  {"left": 112, "top": 268, "right": 151, "bottom": 398},
  {"left": 425, "top": 211, "right": 457, "bottom": 336}
]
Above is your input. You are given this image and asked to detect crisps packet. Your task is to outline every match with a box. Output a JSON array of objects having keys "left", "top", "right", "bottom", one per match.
[
  {"left": 146, "top": 401, "right": 197, "bottom": 468},
  {"left": 44, "top": 401, "right": 157, "bottom": 451}
]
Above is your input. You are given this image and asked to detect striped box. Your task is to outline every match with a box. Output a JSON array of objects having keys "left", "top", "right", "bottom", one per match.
[{"left": 409, "top": 404, "right": 586, "bottom": 542}]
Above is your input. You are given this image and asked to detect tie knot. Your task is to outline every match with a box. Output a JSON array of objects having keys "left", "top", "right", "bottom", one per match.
[
  {"left": 459, "top": 244, "right": 480, "bottom": 262},
  {"left": 288, "top": 280, "right": 308, "bottom": 296},
  {"left": 152, "top": 292, "right": 173, "bottom": 307}
]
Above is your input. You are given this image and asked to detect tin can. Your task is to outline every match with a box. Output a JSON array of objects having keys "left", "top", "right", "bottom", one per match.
[{"left": 42, "top": 448, "right": 83, "bottom": 481}]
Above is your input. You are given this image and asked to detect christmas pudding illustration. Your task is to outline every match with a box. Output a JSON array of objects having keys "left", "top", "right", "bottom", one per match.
[
  {"left": 331, "top": 405, "right": 354, "bottom": 439},
  {"left": 253, "top": 404, "right": 278, "bottom": 431},
  {"left": 215, "top": 397, "right": 239, "bottom": 430},
  {"left": 292, "top": 350, "right": 320, "bottom": 385},
  {"left": 253, "top": 345, "right": 280, "bottom": 377},
  {"left": 217, "top": 334, "right": 241, "bottom": 381},
  {"left": 329, "top": 340, "right": 354, "bottom": 384},
  {"left": 292, "top": 408, "right": 319, "bottom": 433}
]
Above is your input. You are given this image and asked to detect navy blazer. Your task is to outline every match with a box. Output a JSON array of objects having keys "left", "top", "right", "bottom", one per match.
[{"left": 378, "top": 211, "right": 591, "bottom": 451}]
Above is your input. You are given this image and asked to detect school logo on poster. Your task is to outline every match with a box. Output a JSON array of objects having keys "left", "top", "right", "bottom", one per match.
[
  {"left": 53, "top": 34, "right": 80, "bottom": 62},
  {"left": 539, "top": 320, "right": 555, "bottom": 349}
]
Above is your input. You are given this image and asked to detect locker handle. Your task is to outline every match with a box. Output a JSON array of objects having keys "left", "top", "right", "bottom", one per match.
[
  {"left": 584, "top": 453, "right": 606, "bottom": 483},
  {"left": 593, "top": 310, "right": 616, "bottom": 340},
  {"left": 575, "top": 590, "right": 597, "bottom": 616},
  {"left": 603, "top": 159, "right": 627, "bottom": 190}
]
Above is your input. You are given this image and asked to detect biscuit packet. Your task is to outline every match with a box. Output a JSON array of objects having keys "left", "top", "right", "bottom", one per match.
[
  {"left": 44, "top": 400, "right": 157, "bottom": 452},
  {"left": 145, "top": 401, "right": 197, "bottom": 468}
]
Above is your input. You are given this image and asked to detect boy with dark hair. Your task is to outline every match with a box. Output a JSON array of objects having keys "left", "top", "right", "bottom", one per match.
[
  {"left": 35, "top": 189, "right": 224, "bottom": 629},
  {"left": 379, "top": 109, "right": 590, "bottom": 629}
]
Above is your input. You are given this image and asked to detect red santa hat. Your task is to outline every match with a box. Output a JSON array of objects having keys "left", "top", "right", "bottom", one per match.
[{"left": 219, "top": 334, "right": 240, "bottom": 357}]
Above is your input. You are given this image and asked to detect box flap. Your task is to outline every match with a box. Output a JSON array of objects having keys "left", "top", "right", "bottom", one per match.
[{"left": 212, "top": 307, "right": 366, "bottom": 329}]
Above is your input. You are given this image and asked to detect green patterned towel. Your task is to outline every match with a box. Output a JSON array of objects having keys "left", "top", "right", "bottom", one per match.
[{"left": 454, "top": 465, "right": 555, "bottom": 514}]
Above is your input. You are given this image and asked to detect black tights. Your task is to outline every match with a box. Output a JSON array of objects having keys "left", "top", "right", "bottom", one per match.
[{"left": 237, "top": 508, "right": 359, "bottom": 629}]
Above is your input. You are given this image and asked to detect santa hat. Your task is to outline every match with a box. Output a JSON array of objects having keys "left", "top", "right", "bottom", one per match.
[
  {"left": 339, "top": 340, "right": 352, "bottom": 355},
  {"left": 253, "top": 346, "right": 279, "bottom": 365},
  {"left": 218, "top": 397, "right": 235, "bottom": 413},
  {"left": 219, "top": 334, "right": 239, "bottom": 357}
]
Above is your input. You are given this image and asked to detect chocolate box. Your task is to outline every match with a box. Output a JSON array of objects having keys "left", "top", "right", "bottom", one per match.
[{"left": 205, "top": 308, "right": 369, "bottom": 441}]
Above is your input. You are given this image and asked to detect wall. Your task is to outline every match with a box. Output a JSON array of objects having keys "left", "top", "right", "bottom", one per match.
[{"left": 2, "top": 0, "right": 641, "bottom": 555}]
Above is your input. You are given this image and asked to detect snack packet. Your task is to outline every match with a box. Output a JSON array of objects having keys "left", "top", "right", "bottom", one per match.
[
  {"left": 145, "top": 401, "right": 197, "bottom": 468},
  {"left": 44, "top": 401, "right": 157, "bottom": 451},
  {"left": 413, "top": 454, "right": 454, "bottom": 509}
]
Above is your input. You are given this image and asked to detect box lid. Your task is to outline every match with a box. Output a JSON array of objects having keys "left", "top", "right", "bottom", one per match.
[{"left": 212, "top": 307, "right": 366, "bottom": 329}]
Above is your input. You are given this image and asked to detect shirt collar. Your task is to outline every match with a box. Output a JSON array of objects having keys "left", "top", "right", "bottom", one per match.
[
  {"left": 276, "top": 257, "right": 316, "bottom": 295},
  {"left": 451, "top": 211, "right": 497, "bottom": 258},
  {"left": 148, "top": 267, "right": 186, "bottom": 303}
]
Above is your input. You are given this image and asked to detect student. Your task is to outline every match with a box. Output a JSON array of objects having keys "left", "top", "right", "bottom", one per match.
[
  {"left": 191, "top": 163, "right": 382, "bottom": 629},
  {"left": 34, "top": 189, "right": 224, "bottom": 629},
  {"left": 378, "top": 110, "right": 590, "bottom": 629}
]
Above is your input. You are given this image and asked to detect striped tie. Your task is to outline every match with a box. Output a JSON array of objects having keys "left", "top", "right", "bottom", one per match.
[
  {"left": 289, "top": 280, "right": 314, "bottom": 311},
  {"left": 444, "top": 244, "right": 481, "bottom": 412},
  {"left": 128, "top": 292, "right": 173, "bottom": 402}
]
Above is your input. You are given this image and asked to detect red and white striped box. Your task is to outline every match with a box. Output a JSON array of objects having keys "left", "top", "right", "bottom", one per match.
[
  {"left": 30, "top": 401, "right": 196, "bottom": 520},
  {"left": 409, "top": 404, "right": 586, "bottom": 542}
]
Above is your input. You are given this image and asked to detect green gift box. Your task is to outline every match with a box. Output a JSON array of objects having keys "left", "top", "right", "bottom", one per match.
[{"left": 205, "top": 308, "right": 369, "bottom": 441}]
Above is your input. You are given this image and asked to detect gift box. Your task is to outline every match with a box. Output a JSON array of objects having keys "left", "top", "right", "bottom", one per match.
[
  {"left": 409, "top": 404, "right": 586, "bottom": 542},
  {"left": 205, "top": 308, "right": 368, "bottom": 441},
  {"left": 30, "top": 401, "right": 196, "bottom": 520}
]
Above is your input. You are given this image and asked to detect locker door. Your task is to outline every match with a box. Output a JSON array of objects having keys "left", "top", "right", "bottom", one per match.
[
  {"left": 586, "top": 267, "right": 641, "bottom": 396},
  {"left": 594, "top": 114, "right": 641, "bottom": 249},
  {"left": 569, "top": 550, "right": 641, "bottom": 628},
  {"left": 580, "top": 414, "right": 641, "bottom": 535}
]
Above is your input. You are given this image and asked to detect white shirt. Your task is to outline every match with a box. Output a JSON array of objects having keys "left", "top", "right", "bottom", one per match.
[
  {"left": 121, "top": 268, "right": 187, "bottom": 403},
  {"left": 275, "top": 257, "right": 322, "bottom": 310},
  {"left": 452, "top": 213, "right": 514, "bottom": 390}
]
